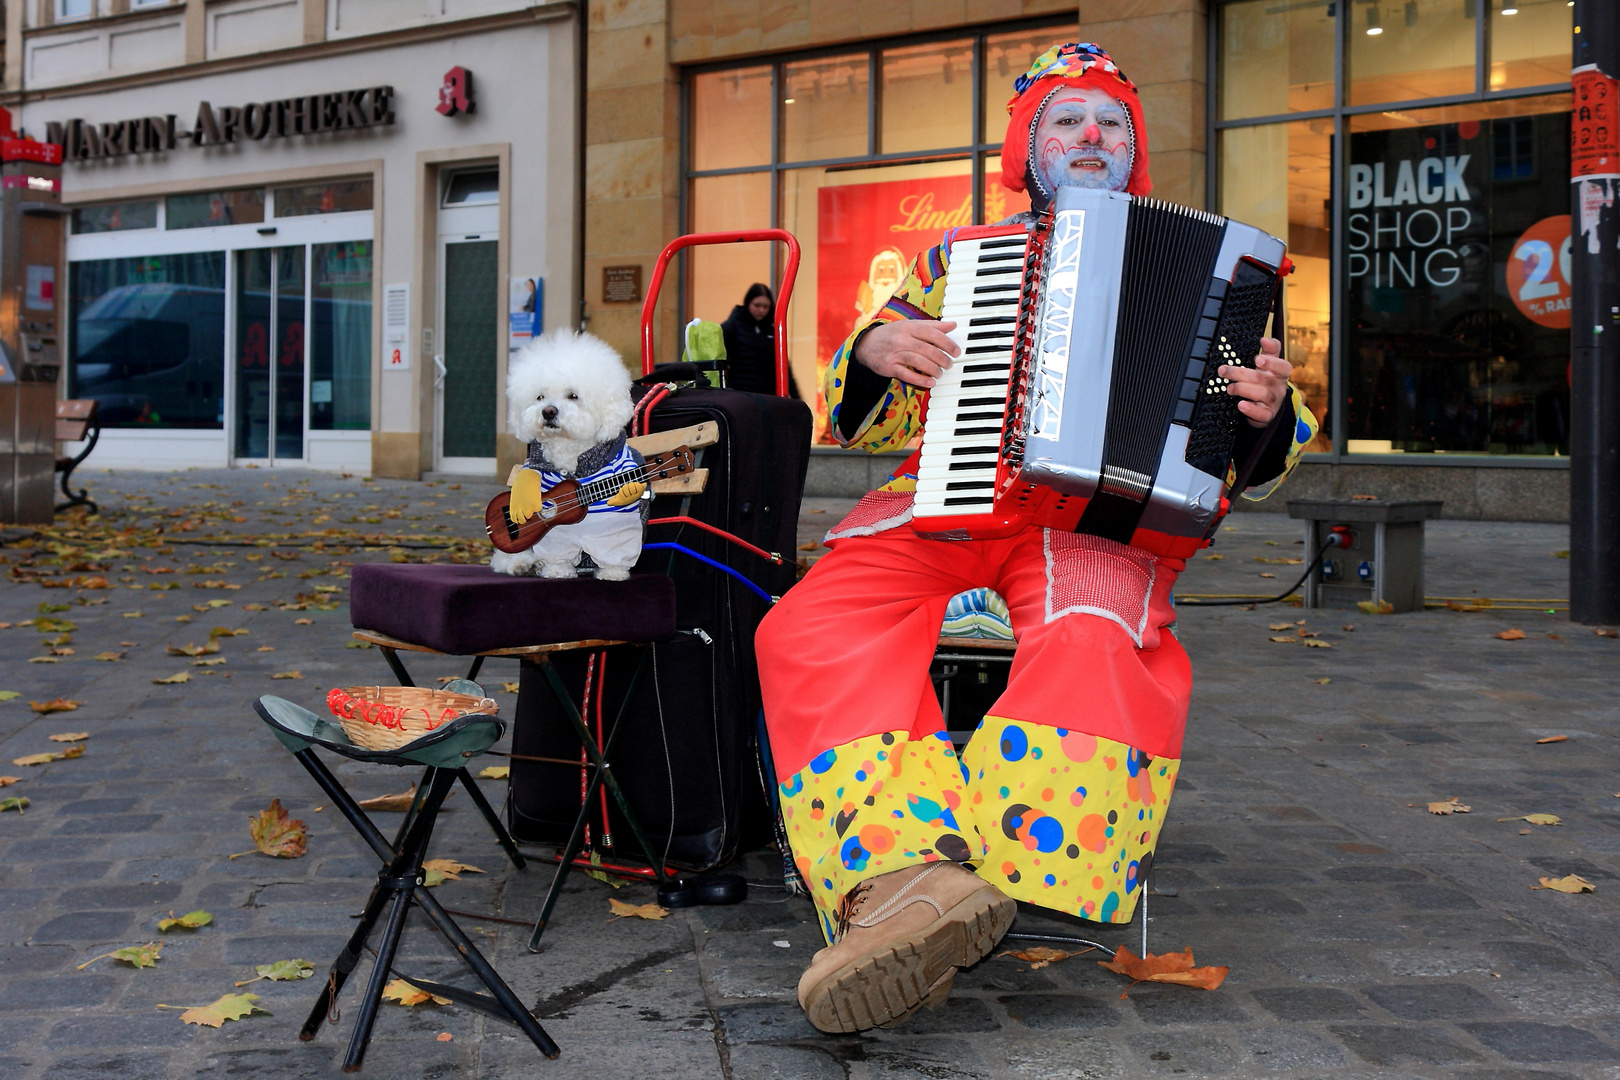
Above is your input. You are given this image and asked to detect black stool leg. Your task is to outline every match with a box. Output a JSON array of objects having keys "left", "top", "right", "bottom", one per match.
[
  {"left": 458, "top": 768, "right": 526, "bottom": 868},
  {"left": 300, "top": 873, "right": 395, "bottom": 1041},
  {"left": 343, "top": 883, "right": 413, "bottom": 1072}
]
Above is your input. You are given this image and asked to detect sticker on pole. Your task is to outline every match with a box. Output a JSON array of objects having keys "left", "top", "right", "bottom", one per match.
[
  {"left": 1572, "top": 65, "right": 1619, "bottom": 179},
  {"left": 1505, "top": 215, "right": 1572, "bottom": 329}
]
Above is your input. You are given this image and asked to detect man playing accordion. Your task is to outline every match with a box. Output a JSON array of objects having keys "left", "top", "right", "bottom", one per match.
[{"left": 756, "top": 42, "right": 1318, "bottom": 1032}]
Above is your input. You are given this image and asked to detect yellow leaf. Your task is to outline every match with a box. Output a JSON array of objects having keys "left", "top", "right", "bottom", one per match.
[
  {"left": 1302, "top": 639, "right": 1332, "bottom": 648},
  {"left": 0, "top": 796, "right": 29, "bottom": 813},
  {"left": 1268, "top": 636, "right": 1296, "bottom": 644},
  {"left": 1532, "top": 874, "right": 1595, "bottom": 893},
  {"left": 171, "top": 992, "right": 264, "bottom": 1028},
  {"left": 1356, "top": 600, "right": 1395, "bottom": 615},
  {"left": 153, "top": 672, "right": 191, "bottom": 685},
  {"left": 478, "top": 766, "right": 510, "bottom": 780},
  {"left": 1268, "top": 623, "right": 1293, "bottom": 631},
  {"left": 12, "top": 752, "right": 62, "bottom": 766},
  {"left": 421, "top": 858, "right": 484, "bottom": 884},
  {"left": 94, "top": 652, "right": 125, "bottom": 662},
  {"left": 47, "top": 733, "right": 88, "bottom": 743},
  {"left": 995, "top": 945, "right": 1091, "bottom": 969},
  {"left": 30, "top": 698, "right": 79, "bottom": 714},
  {"left": 294, "top": 618, "right": 313, "bottom": 626},
  {"left": 271, "top": 672, "right": 303, "bottom": 680},
  {"left": 608, "top": 898, "right": 668, "bottom": 921},
  {"left": 157, "top": 909, "right": 212, "bottom": 931},
  {"left": 1313, "top": 677, "right": 1331, "bottom": 685},
  {"left": 256, "top": 645, "right": 275, "bottom": 652},
  {"left": 357, "top": 784, "right": 419, "bottom": 812},
  {"left": 382, "top": 978, "right": 449, "bottom": 1006},
  {"left": 1427, "top": 797, "right": 1471, "bottom": 815},
  {"left": 77, "top": 942, "right": 162, "bottom": 970},
  {"left": 1258, "top": 572, "right": 1276, "bottom": 579},
  {"left": 0, "top": 777, "right": 18, "bottom": 786},
  {"left": 500, "top": 682, "right": 520, "bottom": 694},
  {"left": 1496, "top": 628, "right": 1526, "bottom": 640},
  {"left": 1498, "top": 813, "right": 1561, "bottom": 826}
]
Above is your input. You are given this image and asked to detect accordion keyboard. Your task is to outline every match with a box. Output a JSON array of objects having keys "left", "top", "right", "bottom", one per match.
[{"left": 913, "top": 229, "right": 1029, "bottom": 520}]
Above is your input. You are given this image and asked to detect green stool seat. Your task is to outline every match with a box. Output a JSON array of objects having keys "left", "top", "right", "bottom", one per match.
[{"left": 254, "top": 682, "right": 501, "bottom": 770}]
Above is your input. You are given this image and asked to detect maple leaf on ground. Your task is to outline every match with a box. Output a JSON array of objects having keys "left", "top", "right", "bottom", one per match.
[
  {"left": 0, "top": 796, "right": 28, "bottom": 813},
  {"left": 157, "top": 909, "right": 212, "bottom": 931},
  {"left": 230, "top": 799, "right": 307, "bottom": 859},
  {"left": 1499, "top": 813, "right": 1562, "bottom": 826},
  {"left": 235, "top": 959, "right": 315, "bottom": 986},
  {"left": 167, "top": 641, "right": 219, "bottom": 657},
  {"left": 162, "top": 992, "right": 265, "bottom": 1028},
  {"left": 357, "top": 784, "right": 421, "bottom": 812},
  {"left": 30, "top": 699, "right": 79, "bottom": 714},
  {"left": 0, "top": 692, "right": 19, "bottom": 702},
  {"left": 1428, "top": 797, "right": 1471, "bottom": 815},
  {"left": 1268, "top": 622, "right": 1293, "bottom": 631},
  {"left": 1098, "top": 946, "right": 1229, "bottom": 997},
  {"left": 382, "top": 978, "right": 449, "bottom": 1006},
  {"left": 608, "top": 898, "right": 668, "bottom": 921},
  {"left": 94, "top": 652, "right": 125, "bottom": 662},
  {"left": 78, "top": 942, "right": 162, "bottom": 970},
  {"left": 996, "top": 945, "right": 1093, "bottom": 969},
  {"left": 13, "top": 752, "right": 64, "bottom": 767},
  {"left": 1356, "top": 600, "right": 1395, "bottom": 615},
  {"left": 271, "top": 671, "right": 303, "bottom": 680},
  {"left": 1303, "top": 639, "right": 1332, "bottom": 649},
  {"left": 153, "top": 672, "right": 191, "bottom": 685},
  {"left": 478, "top": 765, "right": 510, "bottom": 780},
  {"left": 1533, "top": 874, "right": 1595, "bottom": 893},
  {"left": 500, "top": 682, "right": 520, "bottom": 694},
  {"left": 48, "top": 732, "right": 89, "bottom": 743},
  {"left": 421, "top": 858, "right": 484, "bottom": 887},
  {"left": 1496, "top": 628, "right": 1526, "bottom": 641}
]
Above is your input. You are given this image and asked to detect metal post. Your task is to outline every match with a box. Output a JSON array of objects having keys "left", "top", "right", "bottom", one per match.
[{"left": 1570, "top": 1, "right": 1620, "bottom": 625}]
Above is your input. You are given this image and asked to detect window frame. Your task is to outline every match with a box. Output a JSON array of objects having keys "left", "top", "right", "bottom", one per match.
[{"left": 1208, "top": 0, "right": 1574, "bottom": 466}]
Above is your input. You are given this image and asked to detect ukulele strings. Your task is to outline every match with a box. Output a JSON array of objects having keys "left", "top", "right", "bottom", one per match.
[{"left": 519, "top": 455, "right": 686, "bottom": 516}]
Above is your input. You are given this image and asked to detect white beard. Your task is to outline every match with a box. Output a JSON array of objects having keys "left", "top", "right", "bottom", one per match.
[{"left": 1044, "top": 146, "right": 1131, "bottom": 192}]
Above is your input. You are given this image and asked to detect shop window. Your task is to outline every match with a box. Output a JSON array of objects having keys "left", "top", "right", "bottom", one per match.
[
  {"left": 691, "top": 66, "right": 772, "bottom": 171},
  {"left": 442, "top": 170, "right": 498, "bottom": 206},
  {"left": 780, "top": 158, "right": 972, "bottom": 442},
  {"left": 982, "top": 28, "right": 1079, "bottom": 142},
  {"left": 72, "top": 201, "right": 158, "bottom": 234},
  {"left": 781, "top": 54, "right": 869, "bottom": 162},
  {"left": 1491, "top": 0, "right": 1572, "bottom": 91},
  {"left": 1217, "top": 0, "right": 1335, "bottom": 119},
  {"left": 1347, "top": 0, "right": 1476, "bottom": 105},
  {"left": 167, "top": 190, "right": 265, "bottom": 230},
  {"left": 68, "top": 253, "right": 227, "bottom": 429},
  {"left": 310, "top": 241, "right": 372, "bottom": 432},
  {"left": 688, "top": 173, "right": 772, "bottom": 329},
  {"left": 880, "top": 39, "right": 973, "bottom": 154},
  {"left": 1343, "top": 95, "right": 1572, "bottom": 455},
  {"left": 273, "top": 179, "right": 373, "bottom": 217},
  {"left": 980, "top": 153, "right": 1032, "bottom": 224},
  {"left": 1219, "top": 119, "right": 1334, "bottom": 453}
]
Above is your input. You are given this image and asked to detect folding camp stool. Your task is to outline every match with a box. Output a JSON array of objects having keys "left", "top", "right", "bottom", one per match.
[
  {"left": 252, "top": 688, "right": 558, "bottom": 1071},
  {"left": 351, "top": 631, "right": 678, "bottom": 951}
]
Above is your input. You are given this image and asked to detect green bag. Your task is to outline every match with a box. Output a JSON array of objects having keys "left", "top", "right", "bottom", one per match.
[{"left": 682, "top": 319, "right": 727, "bottom": 366}]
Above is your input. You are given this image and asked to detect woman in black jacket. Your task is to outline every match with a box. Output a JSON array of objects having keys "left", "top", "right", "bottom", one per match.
[{"left": 720, "top": 283, "right": 800, "bottom": 399}]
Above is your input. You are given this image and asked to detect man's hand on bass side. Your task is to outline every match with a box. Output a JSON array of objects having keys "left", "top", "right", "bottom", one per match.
[
  {"left": 853, "top": 319, "right": 960, "bottom": 389},
  {"left": 1222, "top": 337, "right": 1292, "bottom": 428}
]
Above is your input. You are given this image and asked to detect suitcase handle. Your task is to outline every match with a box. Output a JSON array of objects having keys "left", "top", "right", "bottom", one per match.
[{"left": 640, "top": 230, "right": 801, "bottom": 397}]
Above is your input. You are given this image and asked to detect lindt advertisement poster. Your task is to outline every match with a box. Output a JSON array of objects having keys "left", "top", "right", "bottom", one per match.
[
  {"left": 1345, "top": 110, "right": 1571, "bottom": 454},
  {"left": 814, "top": 174, "right": 1006, "bottom": 443}
]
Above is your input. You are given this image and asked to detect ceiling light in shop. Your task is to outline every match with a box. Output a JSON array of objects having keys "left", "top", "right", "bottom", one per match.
[{"left": 1366, "top": 5, "right": 1383, "bottom": 34}]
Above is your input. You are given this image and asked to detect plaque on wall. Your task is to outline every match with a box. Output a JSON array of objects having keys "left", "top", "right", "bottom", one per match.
[{"left": 603, "top": 265, "right": 641, "bottom": 304}]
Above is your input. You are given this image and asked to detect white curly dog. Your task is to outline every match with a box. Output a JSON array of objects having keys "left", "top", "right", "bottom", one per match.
[{"left": 489, "top": 329, "right": 647, "bottom": 580}]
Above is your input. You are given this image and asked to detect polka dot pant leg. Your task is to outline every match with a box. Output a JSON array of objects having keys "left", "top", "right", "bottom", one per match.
[
  {"left": 960, "top": 716, "right": 1179, "bottom": 924},
  {"left": 778, "top": 730, "right": 985, "bottom": 943}
]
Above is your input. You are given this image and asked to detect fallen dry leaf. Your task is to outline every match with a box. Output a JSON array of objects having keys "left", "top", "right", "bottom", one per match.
[
  {"left": 165, "top": 992, "right": 264, "bottom": 1028},
  {"left": 1302, "top": 639, "right": 1332, "bottom": 649},
  {"left": 0, "top": 796, "right": 29, "bottom": 813},
  {"left": 78, "top": 942, "right": 162, "bottom": 970},
  {"left": 0, "top": 692, "right": 19, "bottom": 702},
  {"left": 256, "top": 645, "right": 275, "bottom": 652},
  {"left": 294, "top": 618, "right": 313, "bottom": 626},
  {"left": 232, "top": 799, "right": 307, "bottom": 859},
  {"left": 236, "top": 959, "right": 315, "bottom": 986},
  {"left": 153, "top": 672, "right": 191, "bottom": 685},
  {"left": 996, "top": 945, "right": 1091, "bottom": 969},
  {"left": 1258, "top": 572, "right": 1276, "bottom": 579},
  {"left": 13, "top": 752, "right": 64, "bottom": 767},
  {"left": 608, "top": 898, "right": 669, "bottom": 921},
  {"left": 47, "top": 732, "right": 89, "bottom": 743},
  {"left": 478, "top": 765, "right": 510, "bottom": 780},
  {"left": 1533, "top": 874, "right": 1594, "bottom": 894},
  {"left": 1536, "top": 735, "right": 1568, "bottom": 744},
  {"left": 166, "top": 641, "right": 219, "bottom": 657},
  {"left": 1313, "top": 677, "right": 1331, "bottom": 685},
  {"left": 500, "top": 682, "right": 520, "bottom": 694},
  {"left": 421, "top": 858, "right": 485, "bottom": 887},
  {"left": 1356, "top": 600, "right": 1395, "bottom": 615},
  {"left": 1496, "top": 629, "right": 1526, "bottom": 641},
  {"left": 382, "top": 978, "right": 449, "bottom": 1007},
  {"left": 94, "top": 652, "right": 125, "bottom": 662},
  {"left": 157, "top": 909, "right": 212, "bottom": 932},
  {"left": 1428, "top": 797, "right": 1471, "bottom": 815},
  {"left": 1498, "top": 814, "right": 1561, "bottom": 826},
  {"left": 30, "top": 699, "right": 79, "bottom": 714},
  {"left": 1098, "top": 946, "right": 1228, "bottom": 996},
  {"left": 0, "top": 777, "right": 18, "bottom": 787},
  {"left": 1268, "top": 622, "right": 1293, "bottom": 631},
  {"left": 271, "top": 671, "right": 303, "bottom": 680},
  {"left": 1269, "top": 635, "right": 1295, "bottom": 644},
  {"left": 1597, "top": 628, "right": 1619, "bottom": 638},
  {"left": 357, "top": 784, "right": 420, "bottom": 812}
]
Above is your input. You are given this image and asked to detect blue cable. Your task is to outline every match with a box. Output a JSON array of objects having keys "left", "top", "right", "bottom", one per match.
[{"left": 641, "top": 542, "right": 775, "bottom": 605}]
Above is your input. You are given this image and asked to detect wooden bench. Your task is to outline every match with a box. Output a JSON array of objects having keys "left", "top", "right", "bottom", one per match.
[{"left": 55, "top": 399, "right": 100, "bottom": 514}]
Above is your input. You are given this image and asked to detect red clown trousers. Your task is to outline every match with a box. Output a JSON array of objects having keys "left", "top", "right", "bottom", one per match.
[{"left": 757, "top": 524, "right": 1191, "bottom": 943}]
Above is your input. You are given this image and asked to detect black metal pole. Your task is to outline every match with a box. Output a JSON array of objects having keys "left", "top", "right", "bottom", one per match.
[{"left": 1570, "top": 0, "right": 1620, "bottom": 625}]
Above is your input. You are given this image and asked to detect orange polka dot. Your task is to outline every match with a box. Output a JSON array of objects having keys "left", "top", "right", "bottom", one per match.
[
  {"left": 1001, "top": 861, "right": 1017, "bottom": 877},
  {"left": 1041, "top": 788, "right": 1055, "bottom": 802}
]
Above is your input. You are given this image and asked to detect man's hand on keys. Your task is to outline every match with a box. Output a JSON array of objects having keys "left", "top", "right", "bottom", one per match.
[{"left": 853, "top": 319, "right": 961, "bottom": 389}]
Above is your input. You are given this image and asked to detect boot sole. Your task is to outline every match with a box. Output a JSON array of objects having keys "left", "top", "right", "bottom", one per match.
[{"left": 801, "top": 886, "right": 1017, "bottom": 1033}]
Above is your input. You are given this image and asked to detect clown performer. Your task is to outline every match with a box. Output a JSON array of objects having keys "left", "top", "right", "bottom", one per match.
[{"left": 756, "top": 43, "right": 1318, "bottom": 1033}]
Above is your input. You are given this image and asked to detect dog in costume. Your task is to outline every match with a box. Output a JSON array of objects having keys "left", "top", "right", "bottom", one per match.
[
  {"left": 491, "top": 329, "right": 647, "bottom": 580},
  {"left": 755, "top": 43, "right": 1320, "bottom": 1032}
]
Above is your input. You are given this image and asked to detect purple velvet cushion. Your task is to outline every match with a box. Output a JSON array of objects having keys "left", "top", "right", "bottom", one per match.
[{"left": 349, "top": 564, "right": 676, "bottom": 654}]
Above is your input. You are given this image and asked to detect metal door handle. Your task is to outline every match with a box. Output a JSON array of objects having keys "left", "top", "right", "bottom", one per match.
[{"left": 433, "top": 354, "right": 446, "bottom": 388}]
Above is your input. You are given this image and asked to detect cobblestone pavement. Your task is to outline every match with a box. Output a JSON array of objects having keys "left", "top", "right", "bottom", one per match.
[{"left": 1, "top": 470, "right": 1617, "bottom": 1079}]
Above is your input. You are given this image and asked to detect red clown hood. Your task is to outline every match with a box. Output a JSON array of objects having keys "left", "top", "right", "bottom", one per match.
[{"left": 1000, "top": 69, "right": 1152, "bottom": 199}]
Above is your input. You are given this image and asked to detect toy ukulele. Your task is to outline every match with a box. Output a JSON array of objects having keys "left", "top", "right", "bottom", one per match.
[{"left": 484, "top": 446, "right": 696, "bottom": 554}]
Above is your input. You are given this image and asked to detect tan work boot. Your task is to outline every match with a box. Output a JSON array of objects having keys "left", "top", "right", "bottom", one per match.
[{"left": 797, "top": 862, "right": 1016, "bottom": 1033}]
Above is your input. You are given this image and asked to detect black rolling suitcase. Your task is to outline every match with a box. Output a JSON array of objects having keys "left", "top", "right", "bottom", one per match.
[{"left": 506, "top": 377, "right": 811, "bottom": 870}]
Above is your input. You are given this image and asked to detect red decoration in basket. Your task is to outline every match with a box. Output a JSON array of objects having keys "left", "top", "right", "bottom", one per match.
[{"left": 324, "top": 686, "right": 499, "bottom": 752}]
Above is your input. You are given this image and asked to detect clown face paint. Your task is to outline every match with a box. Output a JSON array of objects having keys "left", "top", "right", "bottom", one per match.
[{"left": 1034, "top": 91, "right": 1132, "bottom": 193}]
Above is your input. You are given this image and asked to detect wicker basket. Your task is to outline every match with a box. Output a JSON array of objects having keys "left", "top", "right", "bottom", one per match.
[{"left": 326, "top": 686, "right": 499, "bottom": 752}]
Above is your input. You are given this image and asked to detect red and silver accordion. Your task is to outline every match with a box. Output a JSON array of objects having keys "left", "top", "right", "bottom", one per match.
[{"left": 911, "top": 187, "right": 1290, "bottom": 559}]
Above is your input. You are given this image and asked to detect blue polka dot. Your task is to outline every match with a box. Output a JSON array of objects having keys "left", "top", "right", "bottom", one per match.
[
  {"left": 1125, "top": 860, "right": 1141, "bottom": 893},
  {"left": 1126, "top": 748, "right": 1143, "bottom": 776},
  {"left": 1027, "top": 815, "right": 1064, "bottom": 853},
  {"left": 854, "top": 770, "right": 867, "bottom": 782},
  {"left": 1295, "top": 417, "right": 1311, "bottom": 444},
  {"left": 999, "top": 725, "right": 1028, "bottom": 762},
  {"left": 809, "top": 749, "right": 838, "bottom": 774},
  {"left": 1138, "top": 809, "right": 1145, "bottom": 820},
  {"left": 840, "top": 836, "right": 870, "bottom": 871},
  {"left": 1043, "top": 873, "right": 1057, "bottom": 886}
]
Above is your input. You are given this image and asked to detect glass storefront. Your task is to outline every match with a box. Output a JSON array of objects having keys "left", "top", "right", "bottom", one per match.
[
  {"left": 1216, "top": 0, "right": 1572, "bottom": 459},
  {"left": 685, "top": 20, "right": 1077, "bottom": 442},
  {"left": 66, "top": 183, "right": 374, "bottom": 462}
]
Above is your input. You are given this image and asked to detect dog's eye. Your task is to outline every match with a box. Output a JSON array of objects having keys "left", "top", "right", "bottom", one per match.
[{"left": 566, "top": 392, "right": 578, "bottom": 400}]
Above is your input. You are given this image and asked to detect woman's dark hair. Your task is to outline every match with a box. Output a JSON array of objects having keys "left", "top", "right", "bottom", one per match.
[{"left": 743, "top": 282, "right": 774, "bottom": 311}]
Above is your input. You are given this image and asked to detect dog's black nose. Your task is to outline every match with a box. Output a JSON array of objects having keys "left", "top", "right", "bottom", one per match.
[{"left": 541, "top": 405, "right": 559, "bottom": 422}]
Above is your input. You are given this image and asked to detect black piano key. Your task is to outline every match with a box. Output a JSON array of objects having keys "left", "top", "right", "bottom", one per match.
[
  {"left": 972, "top": 283, "right": 1020, "bottom": 295},
  {"left": 980, "top": 237, "right": 1026, "bottom": 250},
  {"left": 945, "top": 480, "right": 996, "bottom": 491},
  {"left": 947, "top": 460, "right": 996, "bottom": 470}
]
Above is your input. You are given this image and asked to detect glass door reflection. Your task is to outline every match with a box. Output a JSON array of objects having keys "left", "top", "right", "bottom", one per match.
[{"left": 234, "top": 246, "right": 306, "bottom": 462}]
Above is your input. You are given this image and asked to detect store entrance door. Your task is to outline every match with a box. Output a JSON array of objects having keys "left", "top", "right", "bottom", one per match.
[
  {"left": 434, "top": 171, "right": 500, "bottom": 475},
  {"left": 235, "top": 246, "right": 306, "bottom": 462}
]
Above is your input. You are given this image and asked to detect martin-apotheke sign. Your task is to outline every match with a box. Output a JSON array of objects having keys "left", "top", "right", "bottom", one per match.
[{"left": 45, "top": 85, "right": 394, "bottom": 162}]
